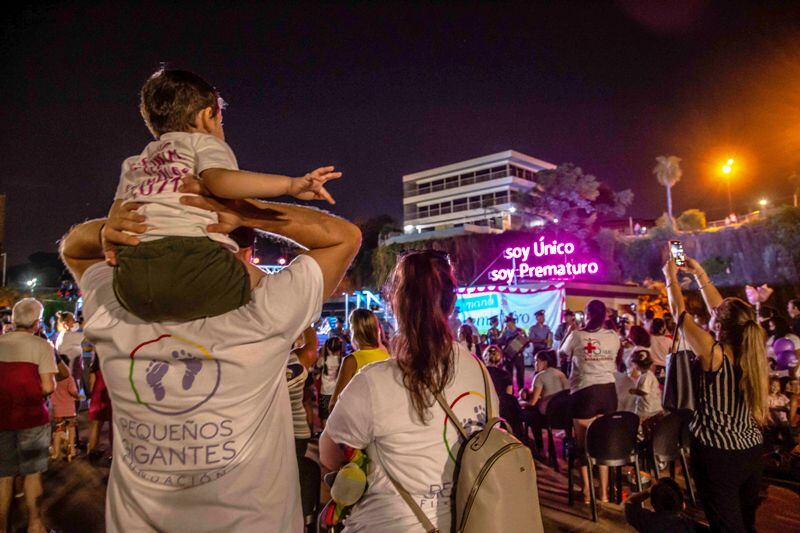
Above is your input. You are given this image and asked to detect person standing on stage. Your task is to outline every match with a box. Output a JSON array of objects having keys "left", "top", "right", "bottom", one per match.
[
  {"left": 500, "top": 314, "right": 527, "bottom": 391},
  {"left": 528, "top": 310, "right": 553, "bottom": 355}
]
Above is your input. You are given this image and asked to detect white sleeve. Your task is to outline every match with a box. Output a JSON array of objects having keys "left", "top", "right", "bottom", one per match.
[
  {"left": 37, "top": 341, "right": 57, "bottom": 374},
  {"left": 560, "top": 331, "right": 578, "bottom": 356},
  {"left": 194, "top": 135, "right": 239, "bottom": 173},
  {"left": 77, "top": 263, "right": 117, "bottom": 324},
  {"left": 323, "top": 372, "right": 374, "bottom": 449},
  {"left": 250, "top": 255, "right": 324, "bottom": 346}
]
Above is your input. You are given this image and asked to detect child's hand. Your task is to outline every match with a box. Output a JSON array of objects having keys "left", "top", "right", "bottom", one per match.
[{"left": 290, "top": 166, "right": 342, "bottom": 204}]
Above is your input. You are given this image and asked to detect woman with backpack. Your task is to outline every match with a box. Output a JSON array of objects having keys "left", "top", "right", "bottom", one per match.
[
  {"left": 664, "top": 257, "right": 768, "bottom": 532},
  {"left": 320, "top": 250, "right": 540, "bottom": 532}
]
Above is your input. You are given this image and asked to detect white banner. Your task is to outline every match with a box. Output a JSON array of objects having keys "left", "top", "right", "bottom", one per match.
[{"left": 456, "top": 286, "right": 564, "bottom": 334}]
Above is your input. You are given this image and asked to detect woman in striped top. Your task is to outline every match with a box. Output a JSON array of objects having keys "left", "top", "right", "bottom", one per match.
[{"left": 664, "top": 257, "right": 768, "bottom": 533}]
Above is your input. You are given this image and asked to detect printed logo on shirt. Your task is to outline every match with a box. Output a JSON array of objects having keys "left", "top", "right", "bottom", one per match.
[
  {"left": 128, "top": 334, "right": 221, "bottom": 416},
  {"left": 123, "top": 141, "right": 191, "bottom": 199},
  {"left": 582, "top": 337, "right": 612, "bottom": 361},
  {"left": 118, "top": 334, "right": 251, "bottom": 489},
  {"left": 442, "top": 391, "right": 487, "bottom": 462}
]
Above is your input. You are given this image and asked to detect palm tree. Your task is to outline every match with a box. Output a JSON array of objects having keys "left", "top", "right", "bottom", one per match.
[
  {"left": 789, "top": 171, "right": 800, "bottom": 207},
  {"left": 653, "top": 155, "right": 683, "bottom": 224}
]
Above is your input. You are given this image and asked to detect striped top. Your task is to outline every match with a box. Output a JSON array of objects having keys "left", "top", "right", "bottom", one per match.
[
  {"left": 690, "top": 351, "right": 762, "bottom": 450},
  {"left": 286, "top": 354, "right": 311, "bottom": 440}
]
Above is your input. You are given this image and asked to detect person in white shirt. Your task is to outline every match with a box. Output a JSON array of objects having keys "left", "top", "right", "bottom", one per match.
[
  {"left": 317, "top": 336, "right": 343, "bottom": 430},
  {"left": 559, "top": 299, "right": 620, "bottom": 503},
  {"left": 629, "top": 350, "right": 663, "bottom": 422},
  {"left": 648, "top": 318, "right": 672, "bottom": 370},
  {"left": 60, "top": 179, "right": 361, "bottom": 533},
  {"left": 106, "top": 68, "right": 341, "bottom": 323},
  {"left": 320, "top": 250, "right": 503, "bottom": 532}
]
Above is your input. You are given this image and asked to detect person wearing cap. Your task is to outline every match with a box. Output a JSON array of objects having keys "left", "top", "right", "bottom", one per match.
[
  {"left": 500, "top": 314, "right": 527, "bottom": 391},
  {"left": 528, "top": 310, "right": 553, "bottom": 356}
]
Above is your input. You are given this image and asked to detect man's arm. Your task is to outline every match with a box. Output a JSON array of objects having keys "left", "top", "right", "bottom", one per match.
[
  {"left": 59, "top": 219, "right": 106, "bottom": 283},
  {"left": 40, "top": 373, "right": 56, "bottom": 396},
  {"left": 179, "top": 192, "right": 362, "bottom": 298}
]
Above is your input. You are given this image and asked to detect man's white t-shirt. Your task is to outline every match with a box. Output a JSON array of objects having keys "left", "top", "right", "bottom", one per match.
[
  {"left": 115, "top": 132, "right": 239, "bottom": 251},
  {"left": 79, "top": 256, "right": 323, "bottom": 533},
  {"left": 323, "top": 344, "right": 500, "bottom": 532},
  {"left": 560, "top": 329, "right": 621, "bottom": 393}
]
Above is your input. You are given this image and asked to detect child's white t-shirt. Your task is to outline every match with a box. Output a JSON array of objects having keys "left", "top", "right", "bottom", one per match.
[
  {"left": 115, "top": 132, "right": 239, "bottom": 251},
  {"left": 634, "top": 370, "right": 663, "bottom": 419}
]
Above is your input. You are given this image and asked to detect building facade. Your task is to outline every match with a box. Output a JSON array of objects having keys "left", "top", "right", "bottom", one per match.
[{"left": 400, "top": 150, "right": 555, "bottom": 238}]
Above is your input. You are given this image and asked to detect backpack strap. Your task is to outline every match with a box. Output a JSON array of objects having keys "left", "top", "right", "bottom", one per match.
[{"left": 382, "top": 467, "right": 440, "bottom": 533}]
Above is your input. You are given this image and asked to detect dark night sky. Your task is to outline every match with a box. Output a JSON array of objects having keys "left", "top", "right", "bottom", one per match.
[{"left": 2, "top": 1, "right": 800, "bottom": 265}]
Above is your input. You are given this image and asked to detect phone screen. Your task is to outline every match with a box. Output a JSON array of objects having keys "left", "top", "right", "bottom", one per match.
[{"left": 670, "top": 240, "right": 686, "bottom": 267}]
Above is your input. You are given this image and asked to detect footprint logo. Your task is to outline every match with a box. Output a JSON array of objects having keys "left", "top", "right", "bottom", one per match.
[
  {"left": 145, "top": 360, "right": 170, "bottom": 401},
  {"left": 130, "top": 335, "right": 220, "bottom": 416},
  {"left": 172, "top": 349, "right": 203, "bottom": 390}
]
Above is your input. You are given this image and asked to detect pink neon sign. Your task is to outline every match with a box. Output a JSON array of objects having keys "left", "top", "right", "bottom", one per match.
[{"left": 489, "top": 237, "right": 599, "bottom": 283}]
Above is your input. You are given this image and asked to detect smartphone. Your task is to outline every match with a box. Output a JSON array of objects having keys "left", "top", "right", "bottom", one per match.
[
  {"left": 575, "top": 311, "right": 585, "bottom": 323},
  {"left": 669, "top": 240, "right": 686, "bottom": 267}
]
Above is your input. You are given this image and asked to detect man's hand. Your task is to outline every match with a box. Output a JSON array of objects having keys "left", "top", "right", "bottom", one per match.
[
  {"left": 103, "top": 200, "right": 146, "bottom": 265},
  {"left": 289, "top": 166, "right": 342, "bottom": 205}
]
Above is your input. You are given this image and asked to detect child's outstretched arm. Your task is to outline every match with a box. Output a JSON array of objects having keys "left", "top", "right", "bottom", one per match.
[{"left": 201, "top": 165, "right": 342, "bottom": 204}]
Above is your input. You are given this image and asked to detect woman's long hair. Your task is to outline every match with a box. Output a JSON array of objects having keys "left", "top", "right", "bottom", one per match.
[
  {"left": 349, "top": 308, "right": 381, "bottom": 350},
  {"left": 387, "top": 251, "right": 457, "bottom": 423},
  {"left": 320, "top": 336, "right": 343, "bottom": 375},
  {"left": 459, "top": 324, "right": 475, "bottom": 353},
  {"left": 715, "top": 298, "right": 769, "bottom": 425}
]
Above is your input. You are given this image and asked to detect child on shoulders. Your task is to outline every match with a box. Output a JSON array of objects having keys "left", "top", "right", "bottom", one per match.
[{"left": 108, "top": 68, "right": 341, "bottom": 322}]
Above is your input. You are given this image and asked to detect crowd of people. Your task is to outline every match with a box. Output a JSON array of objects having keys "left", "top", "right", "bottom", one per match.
[{"left": 2, "top": 66, "right": 799, "bottom": 533}]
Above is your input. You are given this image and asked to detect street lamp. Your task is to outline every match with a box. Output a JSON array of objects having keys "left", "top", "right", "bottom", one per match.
[{"left": 721, "top": 158, "right": 735, "bottom": 215}]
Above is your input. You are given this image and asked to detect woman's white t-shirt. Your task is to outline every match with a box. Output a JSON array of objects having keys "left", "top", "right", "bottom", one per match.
[
  {"left": 318, "top": 354, "right": 342, "bottom": 396},
  {"left": 323, "top": 344, "right": 499, "bottom": 533},
  {"left": 560, "top": 329, "right": 621, "bottom": 393}
]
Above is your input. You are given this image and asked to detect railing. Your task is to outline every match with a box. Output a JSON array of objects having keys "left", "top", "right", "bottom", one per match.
[{"left": 405, "top": 168, "right": 512, "bottom": 197}]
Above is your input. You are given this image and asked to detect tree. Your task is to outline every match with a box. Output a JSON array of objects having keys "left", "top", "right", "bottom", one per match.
[
  {"left": 653, "top": 155, "right": 683, "bottom": 224},
  {"left": 676, "top": 209, "right": 707, "bottom": 231},
  {"left": 789, "top": 171, "right": 800, "bottom": 208},
  {"left": 349, "top": 215, "right": 398, "bottom": 289},
  {"left": 527, "top": 163, "right": 633, "bottom": 239}
]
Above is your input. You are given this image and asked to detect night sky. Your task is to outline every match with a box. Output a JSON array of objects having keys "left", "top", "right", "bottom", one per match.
[{"left": 3, "top": 1, "right": 800, "bottom": 265}]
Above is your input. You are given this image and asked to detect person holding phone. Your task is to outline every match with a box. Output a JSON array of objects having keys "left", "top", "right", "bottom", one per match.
[{"left": 663, "top": 255, "right": 767, "bottom": 532}]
